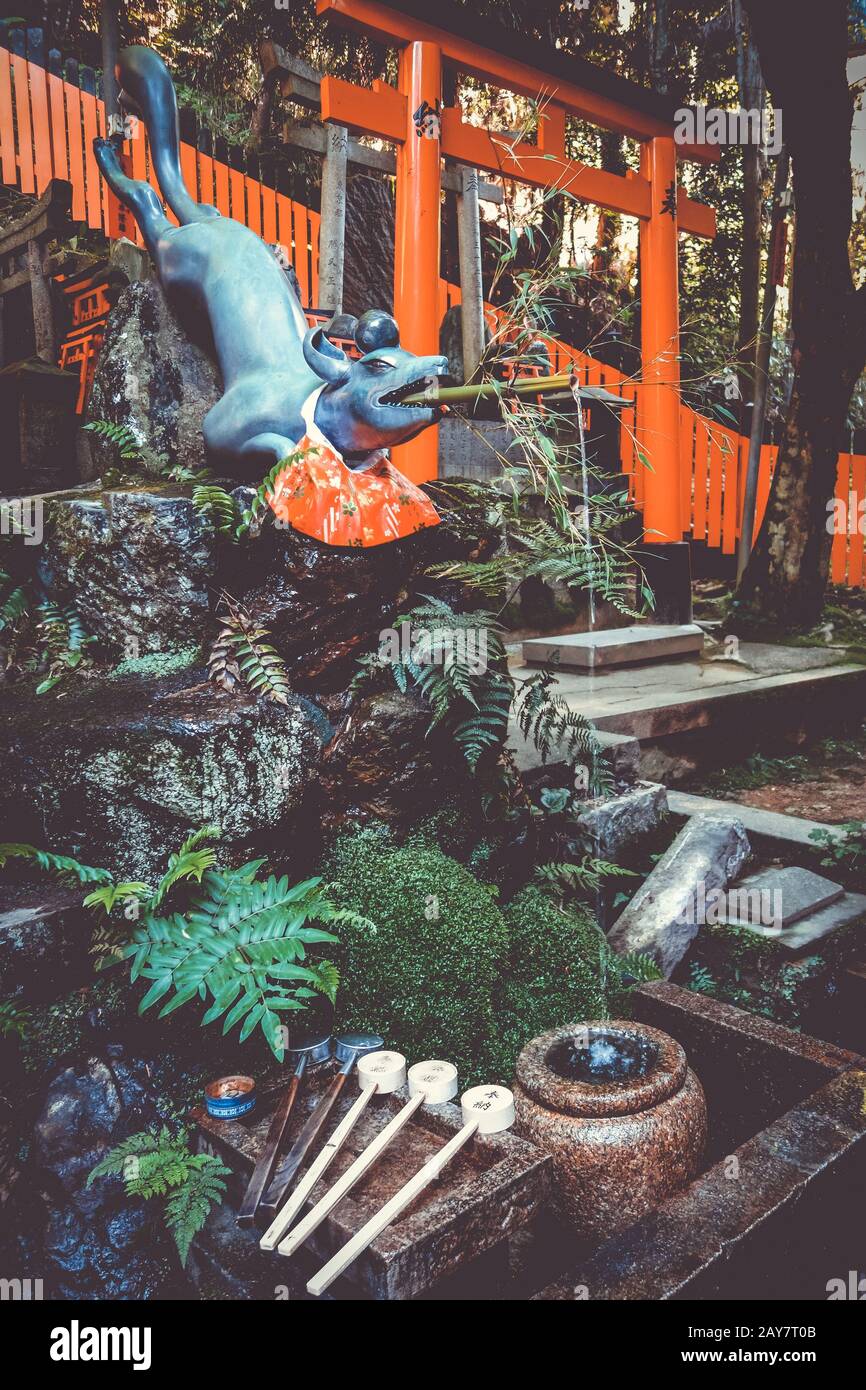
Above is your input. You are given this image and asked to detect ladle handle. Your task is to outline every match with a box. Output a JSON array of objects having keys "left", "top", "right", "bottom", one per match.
[
  {"left": 278, "top": 1090, "right": 425, "bottom": 1257},
  {"left": 306, "top": 1120, "right": 479, "bottom": 1296},
  {"left": 259, "top": 1083, "right": 377, "bottom": 1251},
  {"left": 261, "top": 1070, "right": 350, "bottom": 1215},
  {"left": 237, "top": 1064, "right": 305, "bottom": 1227}
]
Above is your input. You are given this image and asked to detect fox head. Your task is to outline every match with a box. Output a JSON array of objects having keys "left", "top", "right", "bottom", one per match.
[{"left": 305, "top": 310, "right": 450, "bottom": 461}]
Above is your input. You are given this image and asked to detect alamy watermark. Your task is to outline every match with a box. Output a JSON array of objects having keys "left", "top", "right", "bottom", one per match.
[
  {"left": 674, "top": 104, "right": 783, "bottom": 158},
  {"left": 676, "top": 881, "right": 783, "bottom": 933},
  {"left": 1, "top": 496, "right": 43, "bottom": 545},
  {"left": 826, "top": 492, "right": 866, "bottom": 536},
  {"left": 376, "top": 620, "right": 489, "bottom": 677}
]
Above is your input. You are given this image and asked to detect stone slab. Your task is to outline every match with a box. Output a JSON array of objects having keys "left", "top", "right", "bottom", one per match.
[
  {"left": 574, "top": 781, "right": 669, "bottom": 861},
  {"left": 607, "top": 813, "right": 752, "bottom": 977},
  {"left": 725, "top": 866, "right": 845, "bottom": 930},
  {"left": 523, "top": 623, "right": 704, "bottom": 670},
  {"left": 668, "top": 791, "right": 845, "bottom": 850},
  {"left": 755, "top": 890, "right": 866, "bottom": 955}
]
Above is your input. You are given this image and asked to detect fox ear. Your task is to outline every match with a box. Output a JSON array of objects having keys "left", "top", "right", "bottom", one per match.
[{"left": 303, "top": 326, "right": 352, "bottom": 384}]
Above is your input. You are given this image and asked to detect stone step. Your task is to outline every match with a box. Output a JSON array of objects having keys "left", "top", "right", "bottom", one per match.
[
  {"left": 725, "top": 866, "right": 845, "bottom": 931},
  {"left": 667, "top": 792, "right": 845, "bottom": 851},
  {"left": 522, "top": 624, "right": 704, "bottom": 671}
]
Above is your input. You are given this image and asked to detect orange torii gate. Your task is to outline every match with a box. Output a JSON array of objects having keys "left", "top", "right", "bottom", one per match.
[{"left": 315, "top": 0, "right": 718, "bottom": 548}]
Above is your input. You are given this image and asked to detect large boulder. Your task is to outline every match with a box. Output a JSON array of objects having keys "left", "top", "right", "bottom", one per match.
[
  {"left": 319, "top": 689, "right": 460, "bottom": 829},
  {"left": 29, "top": 1047, "right": 182, "bottom": 1299},
  {"left": 0, "top": 669, "right": 330, "bottom": 881},
  {"left": 237, "top": 522, "right": 420, "bottom": 693},
  {"left": 0, "top": 883, "right": 93, "bottom": 1003},
  {"left": 39, "top": 486, "right": 218, "bottom": 656},
  {"left": 83, "top": 280, "right": 221, "bottom": 478},
  {"left": 608, "top": 814, "right": 751, "bottom": 977}
]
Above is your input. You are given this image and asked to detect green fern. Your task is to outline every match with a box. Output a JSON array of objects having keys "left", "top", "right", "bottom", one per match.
[
  {"left": 0, "top": 998, "right": 31, "bottom": 1040},
  {"left": 535, "top": 857, "right": 637, "bottom": 897},
  {"left": 6, "top": 829, "right": 370, "bottom": 1050},
  {"left": 148, "top": 824, "right": 222, "bottom": 910},
  {"left": 87, "top": 1126, "right": 230, "bottom": 1266},
  {"left": 0, "top": 584, "right": 29, "bottom": 632},
  {"left": 123, "top": 870, "right": 351, "bottom": 1058},
  {"left": 514, "top": 670, "right": 608, "bottom": 796},
  {"left": 0, "top": 843, "right": 112, "bottom": 885},
  {"left": 452, "top": 674, "right": 513, "bottom": 772},
  {"left": 614, "top": 951, "right": 665, "bottom": 985},
  {"left": 208, "top": 596, "right": 290, "bottom": 705},
  {"left": 84, "top": 419, "right": 143, "bottom": 461},
  {"left": 192, "top": 485, "right": 240, "bottom": 538},
  {"left": 354, "top": 595, "right": 511, "bottom": 772},
  {"left": 37, "top": 599, "right": 87, "bottom": 652}
]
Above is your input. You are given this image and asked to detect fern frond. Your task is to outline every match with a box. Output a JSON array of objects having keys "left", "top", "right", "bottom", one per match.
[
  {"left": 614, "top": 951, "right": 664, "bottom": 985},
  {"left": 0, "top": 843, "right": 112, "bottom": 884},
  {"left": 86, "top": 1127, "right": 229, "bottom": 1267},
  {"left": 84, "top": 419, "right": 142, "bottom": 460},
  {"left": 193, "top": 485, "right": 239, "bottom": 537},
  {"left": 0, "top": 585, "right": 29, "bottom": 631},
  {"left": 0, "top": 998, "right": 30, "bottom": 1039},
  {"left": 208, "top": 596, "right": 290, "bottom": 705},
  {"left": 535, "top": 858, "right": 637, "bottom": 897}
]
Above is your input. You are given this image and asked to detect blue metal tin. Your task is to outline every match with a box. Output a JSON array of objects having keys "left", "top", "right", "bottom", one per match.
[{"left": 205, "top": 1075, "right": 256, "bottom": 1121}]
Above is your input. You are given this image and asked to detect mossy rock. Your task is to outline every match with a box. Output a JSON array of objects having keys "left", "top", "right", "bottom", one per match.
[
  {"left": 326, "top": 827, "right": 508, "bottom": 1085},
  {"left": 326, "top": 828, "right": 614, "bottom": 1086},
  {"left": 489, "top": 885, "right": 611, "bottom": 1082}
]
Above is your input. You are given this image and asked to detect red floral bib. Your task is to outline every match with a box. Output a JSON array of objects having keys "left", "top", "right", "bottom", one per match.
[{"left": 267, "top": 436, "right": 441, "bottom": 548}]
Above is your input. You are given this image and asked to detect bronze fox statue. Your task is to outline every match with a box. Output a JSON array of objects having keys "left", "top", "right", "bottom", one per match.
[{"left": 94, "top": 46, "right": 449, "bottom": 475}]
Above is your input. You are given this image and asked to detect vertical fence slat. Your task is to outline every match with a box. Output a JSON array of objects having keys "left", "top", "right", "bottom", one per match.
[
  {"left": 707, "top": 429, "right": 723, "bottom": 549},
  {"left": 79, "top": 85, "right": 101, "bottom": 228},
  {"left": 261, "top": 179, "right": 277, "bottom": 243},
  {"left": 850, "top": 453, "right": 866, "bottom": 588},
  {"left": 680, "top": 407, "right": 694, "bottom": 535},
  {"left": 11, "top": 50, "right": 35, "bottom": 193},
  {"left": 0, "top": 47, "right": 15, "bottom": 184},
  {"left": 229, "top": 164, "right": 245, "bottom": 225},
  {"left": 179, "top": 138, "right": 198, "bottom": 203},
  {"left": 291, "top": 200, "right": 310, "bottom": 307},
  {"left": 197, "top": 149, "right": 214, "bottom": 208},
  {"left": 244, "top": 171, "right": 262, "bottom": 237},
  {"left": 308, "top": 208, "right": 321, "bottom": 307},
  {"left": 27, "top": 58, "right": 52, "bottom": 192},
  {"left": 721, "top": 428, "right": 739, "bottom": 554},
  {"left": 63, "top": 70, "right": 86, "bottom": 220},
  {"left": 276, "top": 190, "right": 294, "bottom": 263},
  {"left": 831, "top": 455, "right": 850, "bottom": 586},
  {"left": 214, "top": 155, "right": 230, "bottom": 217},
  {"left": 692, "top": 415, "right": 709, "bottom": 541},
  {"left": 47, "top": 70, "right": 69, "bottom": 180}
]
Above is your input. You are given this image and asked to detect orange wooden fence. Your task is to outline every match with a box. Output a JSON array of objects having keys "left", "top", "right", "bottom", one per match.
[{"left": 2, "top": 40, "right": 865, "bottom": 587}]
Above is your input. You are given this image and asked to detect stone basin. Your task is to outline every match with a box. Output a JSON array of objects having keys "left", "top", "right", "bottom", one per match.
[
  {"left": 514, "top": 1020, "right": 707, "bottom": 1238},
  {"left": 532, "top": 982, "right": 866, "bottom": 1301}
]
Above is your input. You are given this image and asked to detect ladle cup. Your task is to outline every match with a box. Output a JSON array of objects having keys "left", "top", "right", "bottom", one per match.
[{"left": 277, "top": 1058, "right": 458, "bottom": 1258}]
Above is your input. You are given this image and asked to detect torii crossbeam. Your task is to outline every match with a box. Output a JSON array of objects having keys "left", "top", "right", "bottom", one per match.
[{"left": 316, "top": 0, "right": 718, "bottom": 547}]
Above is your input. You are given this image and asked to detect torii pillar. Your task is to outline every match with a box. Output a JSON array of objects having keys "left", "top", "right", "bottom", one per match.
[
  {"left": 392, "top": 40, "right": 442, "bottom": 485},
  {"left": 639, "top": 134, "right": 683, "bottom": 545}
]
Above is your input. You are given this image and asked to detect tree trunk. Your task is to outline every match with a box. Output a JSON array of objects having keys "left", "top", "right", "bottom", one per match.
[
  {"left": 736, "top": 0, "right": 866, "bottom": 629},
  {"left": 734, "top": 0, "right": 767, "bottom": 407}
]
